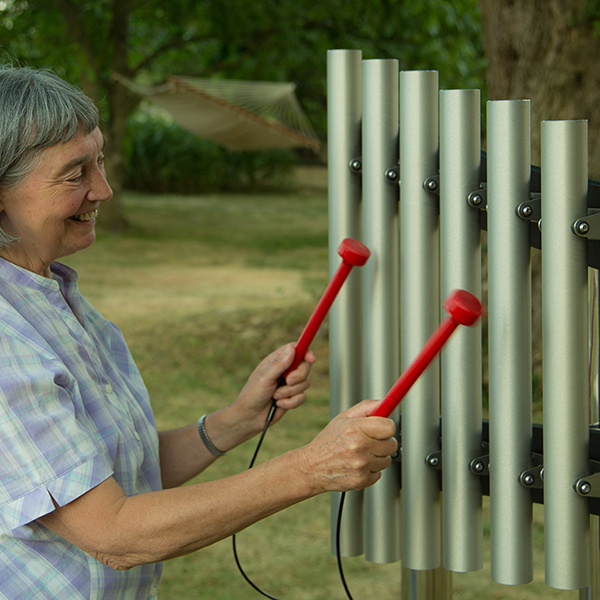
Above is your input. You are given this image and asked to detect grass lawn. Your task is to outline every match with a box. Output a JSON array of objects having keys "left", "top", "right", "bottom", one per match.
[{"left": 62, "top": 178, "right": 578, "bottom": 599}]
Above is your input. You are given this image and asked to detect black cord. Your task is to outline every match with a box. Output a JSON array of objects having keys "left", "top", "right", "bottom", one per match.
[
  {"left": 335, "top": 491, "right": 355, "bottom": 600},
  {"left": 232, "top": 400, "right": 356, "bottom": 600},
  {"left": 232, "top": 402, "right": 282, "bottom": 600}
]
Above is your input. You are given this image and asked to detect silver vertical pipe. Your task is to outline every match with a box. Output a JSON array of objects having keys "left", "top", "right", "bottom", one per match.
[
  {"left": 362, "top": 58, "right": 402, "bottom": 564},
  {"left": 399, "top": 70, "right": 441, "bottom": 571},
  {"left": 439, "top": 89, "right": 483, "bottom": 573},
  {"left": 589, "top": 267, "right": 600, "bottom": 600},
  {"left": 327, "top": 49, "right": 365, "bottom": 558},
  {"left": 542, "top": 119, "right": 590, "bottom": 590},
  {"left": 486, "top": 99, "right": 533, "bottom": 584},
  {"left": 590, "top": 269, "right": 600, "bottom": 427}
]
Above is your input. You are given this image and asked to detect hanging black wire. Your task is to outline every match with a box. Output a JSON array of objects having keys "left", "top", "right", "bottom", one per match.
[
  {"left": 335, "top": 491, "right": 355, "bottom": 600},
  {"left": 232, "top": 400, "right": 356, "bottom": 600},
  {"left": 232, "top": 402, "right": 282, "bottom": 600}
]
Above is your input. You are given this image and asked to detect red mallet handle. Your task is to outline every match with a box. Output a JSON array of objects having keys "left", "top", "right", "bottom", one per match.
[
  {"left": 283, "top": 238, "right": 370, "bottom": 378},
  {"left": 371, "top": 289, "right": 484, "bottom": 418}
]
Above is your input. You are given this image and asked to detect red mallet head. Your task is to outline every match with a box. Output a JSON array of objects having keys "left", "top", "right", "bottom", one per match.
[
  {"left": 338, "top": 238, "right": 370, "bottom": 267},
  {"left": 443, "top": 289, "right": 484, "bottom": 326},
  {"left": 281, "top": 238, "right": 371, "bottom": 379}
]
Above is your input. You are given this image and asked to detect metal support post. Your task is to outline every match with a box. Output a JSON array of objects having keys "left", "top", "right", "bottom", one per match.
[
  {"left": 586, "top": 268, "right": 600, "bottom": 600},
  {"left": 487, "top": 99, "right": 534, "bottom": 585},
  {"left": 439, "top": 89, "right": 483, "bottom": 573},
  {"left": 399, "top": 69, "right": 441, "bottom": 569},
  {"left": 542, "top": 119, "right": 590, "bottom": 590},
  {"left": 362, "top": 58, "right": 402, "bottom": 565},
  {"left": 327, "top": 48, "right": 365, "bottom": 558}
]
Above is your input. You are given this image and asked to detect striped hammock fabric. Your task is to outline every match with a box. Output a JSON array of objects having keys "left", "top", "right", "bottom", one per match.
[{"left": 114, "top": 74, "right": 321, "bottom": 152}]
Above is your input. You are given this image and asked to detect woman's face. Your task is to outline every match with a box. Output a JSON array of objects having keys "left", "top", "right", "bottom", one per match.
[{"left": 0, "top": 127, "right": 112, "bottom": 277}]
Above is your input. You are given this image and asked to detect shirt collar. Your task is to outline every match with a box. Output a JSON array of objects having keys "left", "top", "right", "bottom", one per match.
[{"left": 0, "top": 258, "right": 79, "bottom": 295}]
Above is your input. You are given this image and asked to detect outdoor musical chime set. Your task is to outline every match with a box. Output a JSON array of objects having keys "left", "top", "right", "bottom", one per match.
[{"left": 233, "top": 236, "right": 483, "bottom": 600}]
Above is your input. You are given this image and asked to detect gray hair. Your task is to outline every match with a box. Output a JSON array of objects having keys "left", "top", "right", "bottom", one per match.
[{"left": 0, "top": 66, "right": 99, "bottom": 247}]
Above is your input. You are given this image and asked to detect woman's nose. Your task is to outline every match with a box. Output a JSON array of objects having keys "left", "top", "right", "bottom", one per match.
[{"left": 88, "top": 168, "right": 113, "bottom": 203}]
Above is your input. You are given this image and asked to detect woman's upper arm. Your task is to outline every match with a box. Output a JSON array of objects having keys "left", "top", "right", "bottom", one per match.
[{"left": 38, "top": 477, "right": 134, "bottom": 570}]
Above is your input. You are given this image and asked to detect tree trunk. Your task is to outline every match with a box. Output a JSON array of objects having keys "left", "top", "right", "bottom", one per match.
[
  {"left": 50, "top": 0, "right": 137, "bottom": 233},
  {"left": 479, "top": 0, "right": 600, "bottom": 176},
  {"left": 96, "top": 0, "right": 136, "bottom": 233},
  {"left": 100, "top": 78, "right": 137, "bottom": 233},
  {"left": 479, "top": 0, "right": 600, "bottom": 400}
]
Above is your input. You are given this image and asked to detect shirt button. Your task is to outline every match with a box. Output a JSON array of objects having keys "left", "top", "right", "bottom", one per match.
[
  {"left": 135, "top": 432, "right": 141, "bottom": 441},
  {"left": 150, "top": 583, "right": 159, "bottom": 597},
  {"left": 105, "top": 384, "right": 113, "bottom": 394}
]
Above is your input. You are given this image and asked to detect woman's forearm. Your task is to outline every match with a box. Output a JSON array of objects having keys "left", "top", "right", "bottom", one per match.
[
  {"left": 39, "top": 402, "right": 397, "bottom": 571},
  {"left": 40, "top": 448, "right": 316, "bottom": 570},
  {"left": 158, "top": 406, "right": 263, "bottom": 489},
  {"left": 118, "top": 449, "right": 316, "bottom": 566}
]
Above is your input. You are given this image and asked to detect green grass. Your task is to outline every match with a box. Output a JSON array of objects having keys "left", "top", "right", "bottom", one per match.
[{"left": 62, "top": 184, "right": 578, "bottom": 599}]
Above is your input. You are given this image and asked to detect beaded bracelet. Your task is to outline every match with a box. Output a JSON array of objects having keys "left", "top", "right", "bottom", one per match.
[{"left": 197, "top": 414, "right": 228, "bottom": 457}]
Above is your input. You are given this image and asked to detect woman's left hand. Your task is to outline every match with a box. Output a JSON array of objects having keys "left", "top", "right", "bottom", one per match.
[
  {"left": 193, "top": 343, "right": 316, "bottom": 458},
  {"left": 232, "top": 343, "right": 316, "bottom": 433}
]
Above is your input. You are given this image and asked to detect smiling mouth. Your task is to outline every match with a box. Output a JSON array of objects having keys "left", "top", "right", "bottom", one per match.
[{"left": 69, "top": 210, "right": 98, "bottom": 222}]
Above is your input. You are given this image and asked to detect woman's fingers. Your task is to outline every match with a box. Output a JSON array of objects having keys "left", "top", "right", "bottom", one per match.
[{"left": 297, "top": 404, "right": 399, "bottom": 494}]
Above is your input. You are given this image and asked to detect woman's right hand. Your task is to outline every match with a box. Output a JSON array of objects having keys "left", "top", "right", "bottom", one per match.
[{"left": 295, "top": 400, "right": 398, "bottom": 494}]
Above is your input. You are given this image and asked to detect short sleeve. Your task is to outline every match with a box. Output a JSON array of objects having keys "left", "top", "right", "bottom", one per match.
[
  {"left": 0, "top": 455, "right": 113, "bottom": 531},
  {"left": 0, "top": 332, "right": 115, "bottom": 531}
]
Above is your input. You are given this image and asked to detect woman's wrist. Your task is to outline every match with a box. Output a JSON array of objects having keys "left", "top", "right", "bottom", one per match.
[
  {"left": 197, "top": 415, "right": 228, "bottom": 457},
  {"left": 202, "top": 405, "right": 263, "bottom": 454}
]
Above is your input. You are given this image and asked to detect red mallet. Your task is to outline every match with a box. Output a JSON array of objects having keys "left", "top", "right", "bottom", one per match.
[
  {"left": 371, "top": 289, "right": 484, "bottom": 418},
  {"left": 283, "top": 238, "right": 370, "bottom": 379}
]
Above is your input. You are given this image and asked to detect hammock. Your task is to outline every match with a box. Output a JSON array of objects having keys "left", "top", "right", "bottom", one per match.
[{"left": 115, "top": 74, "right": 321, "bottom": 152}]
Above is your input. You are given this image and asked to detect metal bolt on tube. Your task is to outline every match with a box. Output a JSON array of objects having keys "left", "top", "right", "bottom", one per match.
[
  {"left": 327, "top": 49, "right": 365, "bottom": 558},
  {"left": 439, "top": 88, "right": 483, "bottom": 573},
  {"left": 399, "top": 69, "right": 443, "bottom": 573},
  {"left": 361, "top": 58, "right": 401, "bottom": 565},
  {"left": 542, "top": 119, "right": 590, "bottom": 591},
  {"left": 486, "top": 99, "right": 534, "bottom": 586}
]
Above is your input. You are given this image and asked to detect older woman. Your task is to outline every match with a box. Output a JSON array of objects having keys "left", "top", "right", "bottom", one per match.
[{"left": 0, "top": 66, "right": 397, "bottom": 599}]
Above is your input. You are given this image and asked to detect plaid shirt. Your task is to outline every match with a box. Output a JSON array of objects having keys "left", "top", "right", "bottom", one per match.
[{"left": 0, "top": 259, "right": 163, "bottom": 599}]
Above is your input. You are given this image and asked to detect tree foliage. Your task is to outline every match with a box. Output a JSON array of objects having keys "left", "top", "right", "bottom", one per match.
[
  {"left": 0, "top": 0, "right": 484, "bottom": 228},
  {"left": 198, "top": 0, "right": 485, "bottom": 133}
]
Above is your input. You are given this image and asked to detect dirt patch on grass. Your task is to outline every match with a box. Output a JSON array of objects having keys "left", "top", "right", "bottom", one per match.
[{"left": 80, "top": 263, "right": 315, "bottom": 324}]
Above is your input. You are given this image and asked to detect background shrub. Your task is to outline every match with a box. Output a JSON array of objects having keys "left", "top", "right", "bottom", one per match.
[{"left": 123, "top": 110, "right": 298, "bottom": 194}]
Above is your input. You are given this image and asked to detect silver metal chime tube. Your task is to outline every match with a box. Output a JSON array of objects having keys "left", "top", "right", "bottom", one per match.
[
  {"left": 361, "top": 58, "right": 402, "bottom": 564},
  {"left": 326, "top": 49, "right": 365, "bottom": 557},
  {"left": 399, "top": 70, "right": 442, "bottom": 571},
  {"left": 486, "top": 99, "right": 533, "bottom": 585},
  {"left": 439, "top": 89, "right": 483, "bottom": 573},
  {"left": 542, "top": 119, "right": 590, "bottom": 590},
  {"left": 589, "top": 267, "right": 600, "bottom": 599}
]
